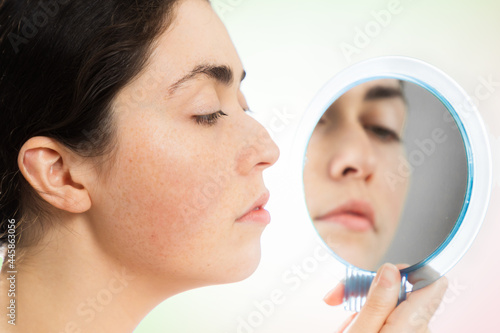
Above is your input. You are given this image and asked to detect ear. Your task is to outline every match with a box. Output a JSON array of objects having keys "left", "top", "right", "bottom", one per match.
[{"left": 18, "top": 137, "right": 92, "bottom": 214}]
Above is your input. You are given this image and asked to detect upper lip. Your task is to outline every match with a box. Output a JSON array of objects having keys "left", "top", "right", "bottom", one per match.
[
  {"left": 315, "top": 199, "right": 375, "bottom": 229},
  {"left": 237, "top": 191, "right": 270, "bottom": 220}
]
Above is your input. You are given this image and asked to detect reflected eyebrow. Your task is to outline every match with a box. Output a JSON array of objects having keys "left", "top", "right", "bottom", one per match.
[
  {"left": 167, "top": 64, "right": 246, "bottom": 96},
  {"left": 364, "top": 85, "right": 404, "bottom": 101}
]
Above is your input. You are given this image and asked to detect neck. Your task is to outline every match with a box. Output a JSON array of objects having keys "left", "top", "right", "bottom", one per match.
[{"left": 0, "top": 217, "right": 183, "bottom": 333}]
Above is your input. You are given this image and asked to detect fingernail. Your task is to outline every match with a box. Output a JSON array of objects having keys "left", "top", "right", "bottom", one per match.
[{"left": 374, "top": 263, "right": 399, "bottom": 289}]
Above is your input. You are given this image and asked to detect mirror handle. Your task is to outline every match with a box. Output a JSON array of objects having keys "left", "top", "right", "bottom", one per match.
[{"left": 343, "top": 266, "right": 409, "bottom": 312}]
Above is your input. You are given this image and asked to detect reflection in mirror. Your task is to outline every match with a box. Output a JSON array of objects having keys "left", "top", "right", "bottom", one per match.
[{"left": 303, "top": 78, "right": 468, "bottom": 271}]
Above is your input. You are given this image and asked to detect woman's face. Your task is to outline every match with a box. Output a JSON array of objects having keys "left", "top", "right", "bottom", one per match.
[
  {"left": 86, "top": 0, "right": 279, "bottom": 290},
  {"left": 303, "top": 79, "right": 408, "bottom": 270}
]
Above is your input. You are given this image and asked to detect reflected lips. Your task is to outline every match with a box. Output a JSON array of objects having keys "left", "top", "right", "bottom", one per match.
[
  {"left": 235, "top": 191, "right": 271, "bottom": 224},
  {"left": 315, "top": 200, "right": 375, "bottom": 232}
]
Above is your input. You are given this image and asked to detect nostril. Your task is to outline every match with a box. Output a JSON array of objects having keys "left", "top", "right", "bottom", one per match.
[{"left": 342, "top": 167, "right": 358, "bottom": 176}]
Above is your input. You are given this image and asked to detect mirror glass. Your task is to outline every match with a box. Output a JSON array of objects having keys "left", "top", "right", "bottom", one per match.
[{"left": 303, "top": 78, "right": 468, "bottom": 271}]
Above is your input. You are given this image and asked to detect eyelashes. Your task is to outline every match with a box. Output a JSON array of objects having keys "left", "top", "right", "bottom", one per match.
[
  {"left": 317, "top": 119, "right": 401, "bottom": 143},
  {"left": 194, "top": 108, "right": 254, "bottom": 126},
  {"left": 365, "top": 125, "right": 401, "bottom": 142},
  {"left": 195, "top": 111, "right": 228, "bottom": 126}
]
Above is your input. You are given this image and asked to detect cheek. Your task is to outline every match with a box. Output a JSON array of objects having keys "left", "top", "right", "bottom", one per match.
[
  {"left": 93, "top": 119, "right": 239, "bottom": 272},
  {"left": 303, "top": 135, "right": 329, "bottom": 212}
]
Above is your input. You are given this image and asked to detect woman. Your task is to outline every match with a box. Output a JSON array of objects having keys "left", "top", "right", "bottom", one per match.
[
  {"left": 0, "top": 0, "right": 446, "bottom": 332},
  {"left": 304, "top": 79, "right": 409, "bottom": 271}
]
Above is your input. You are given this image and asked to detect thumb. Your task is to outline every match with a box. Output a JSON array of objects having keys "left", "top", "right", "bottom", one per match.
[{"left": 347, "top": 263, "right": 401, "bottom": 332}]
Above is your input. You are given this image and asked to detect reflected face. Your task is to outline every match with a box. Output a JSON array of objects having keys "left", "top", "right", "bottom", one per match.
[
  {"left": 304, "top": 79, "right": 409, "bottom": 270},
  {"left": 86, "top": 0, "right": 279, "bottom": 290}
]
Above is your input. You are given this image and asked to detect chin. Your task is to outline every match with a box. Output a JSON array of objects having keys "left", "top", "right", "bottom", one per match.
[
  {"left": 334, "top": 249, "right": 374, "bottom": 271},
  {"left": 217, "top": 244, "right": 263, "bottom": 285}
]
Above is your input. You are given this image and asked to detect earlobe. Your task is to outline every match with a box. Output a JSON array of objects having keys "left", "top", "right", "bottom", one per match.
[{"left": 18, "top": 137, "right": 92, "bottom": 214}]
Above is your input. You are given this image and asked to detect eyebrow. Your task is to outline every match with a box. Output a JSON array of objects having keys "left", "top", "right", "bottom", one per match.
[
  {"left": 167, "top": 64, "right": 246, "bottom": 96},
  {"left": 364, "top": 85, "right": 405, "bottom": 101}
]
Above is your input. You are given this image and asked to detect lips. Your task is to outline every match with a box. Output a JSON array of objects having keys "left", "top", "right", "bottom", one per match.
[
  {"left": 235, "top": 191, "right": 270, "bottom": 224},
  {"left": 315, "top": 200, "right": 375, "bottom": 232}
]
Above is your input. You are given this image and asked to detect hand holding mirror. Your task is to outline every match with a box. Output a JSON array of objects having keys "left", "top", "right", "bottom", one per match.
[{"left": 293, "top": 57, "right": 491, "bottom": 311}]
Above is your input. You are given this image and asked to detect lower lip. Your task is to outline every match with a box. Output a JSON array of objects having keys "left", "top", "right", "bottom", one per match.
[
  {"left": 236, "top": 208, "right": 271, "bottom": 224},
  {"left": 317, "top": 214, "right": 373, "bottom": 232}
]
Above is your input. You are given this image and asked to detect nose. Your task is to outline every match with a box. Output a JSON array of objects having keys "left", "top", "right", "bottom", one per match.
[
  {"left": 235, "top": 120, "right": 280, "bottom": 175},
  {"left": 327, "top": 124, "right": 376, "bottom": 182}
]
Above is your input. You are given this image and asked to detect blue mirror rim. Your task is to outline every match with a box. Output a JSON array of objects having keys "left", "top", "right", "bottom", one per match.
[{"left": 294, "top": 56, "right": 491, "bottom": 283}]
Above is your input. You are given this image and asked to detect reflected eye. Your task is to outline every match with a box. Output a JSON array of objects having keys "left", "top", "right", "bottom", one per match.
[
  {"left": 365, "top": 125, "right": 401, "bottom": 142},
  {"left": 195, "top": 111, "right": 228, "bottom": 126}
]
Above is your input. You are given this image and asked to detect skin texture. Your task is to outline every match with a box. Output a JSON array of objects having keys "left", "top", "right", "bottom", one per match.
[
  {"left": 304, "top": 79, "right": 409, "bottom": 270},
  {"left": 0, "top": 2, "right": 447, "bottom": 332},
  {"left": 0, "top": 1, "right": 279, "bottom": 332}
]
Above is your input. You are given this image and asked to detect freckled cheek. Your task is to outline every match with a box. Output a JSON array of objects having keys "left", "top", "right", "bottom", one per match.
[
  {"left": 107, "top": 139, "right": 238, "bottom": 257},
  {"left": 117, "top": 161, "right": 204, "bottom": 235}
]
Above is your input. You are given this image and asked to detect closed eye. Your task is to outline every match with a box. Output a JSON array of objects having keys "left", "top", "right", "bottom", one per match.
[
  {"left": 365, "top": 125, "right": 401, "bottom": 142},
  {"left": 194, "top": 111, "right": 228, "bottom": 126}
]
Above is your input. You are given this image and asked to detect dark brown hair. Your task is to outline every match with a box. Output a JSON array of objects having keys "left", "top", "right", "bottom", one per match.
[{"left": 0, "top": 0, "right": 185, "bottom": 253}]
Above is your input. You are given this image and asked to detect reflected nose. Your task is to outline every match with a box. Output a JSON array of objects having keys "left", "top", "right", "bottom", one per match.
[
  {"left": 235, "top": 123, "right": 280, "bottom": 175},
  {"left": 327, "top": 126, "right": 376, "bottom": 182}
]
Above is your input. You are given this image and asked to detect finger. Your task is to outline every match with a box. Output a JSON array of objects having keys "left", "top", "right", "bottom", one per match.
[
  {"left": 407, "top": 266, "right": 442, "bottom": 290},
  {"left": 334, "top": 313, "right": 357, "bottom": 333},
  {"left": 381, "top": 276, "right": 448, "bottom": 333},
  {"left": 347, "top": 263, "right": 401, "bottom": 332},
  {"left": 323, "top": 282, "right": 345, "bottom": 306},
  {"left": 395, "top": 263, "right": 410, "bottom": 270}
]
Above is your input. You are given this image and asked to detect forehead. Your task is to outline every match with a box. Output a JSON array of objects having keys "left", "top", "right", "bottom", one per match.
[
  {"left": 329, "top": 79, "right": 403, "bottom": 108},
  {"left": 320, "top": 79, "right": 406, "bottom": 120},
  {"left": 145, "top": 0, "right": 243, "bottom": 86},
  {"left": 344, "top": 79, "right": 402, "bottom": 98}
]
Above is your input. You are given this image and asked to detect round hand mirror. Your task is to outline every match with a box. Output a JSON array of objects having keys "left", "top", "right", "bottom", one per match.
[{"left": 293, "top": 56, "right": 491, "bottom": 311}]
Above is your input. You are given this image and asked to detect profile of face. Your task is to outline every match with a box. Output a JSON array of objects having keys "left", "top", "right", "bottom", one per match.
[
  {"left": 0, "top": 1, "right": 281, "bottom": 330},
  {"left": 16, "top": 0, "right": 279, "bottom": 293},
  {"left": 303, "top": 79, "right": 409, "bottom": 270},
  {"left": 92, "top": 0, "right": 279, "bottom": 287}
]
